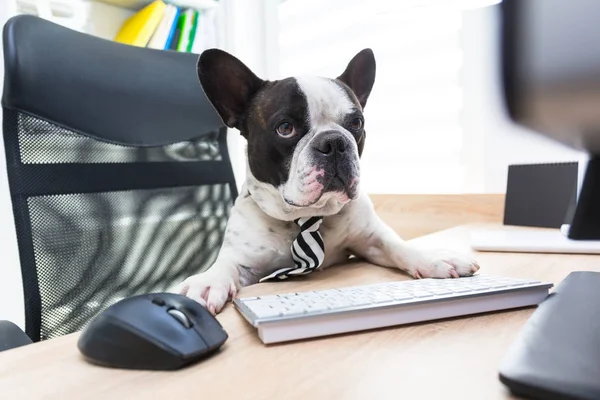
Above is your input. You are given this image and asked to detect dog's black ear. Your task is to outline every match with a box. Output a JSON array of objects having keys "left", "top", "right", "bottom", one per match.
[
  {"left": 197, "top": 49, "right": 265, "bottom": 131},
  {"left": 337, "top": 48, "right": 376, "bottom": 109}
]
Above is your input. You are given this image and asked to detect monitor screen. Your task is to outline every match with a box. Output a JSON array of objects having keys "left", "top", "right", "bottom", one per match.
[{"left": 501, "top": 0, "right": 600, "bottom": 155}]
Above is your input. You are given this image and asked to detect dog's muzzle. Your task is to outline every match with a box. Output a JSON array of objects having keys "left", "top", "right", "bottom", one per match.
[{"left": 311, "top": 130, "right": 359, "bottom": 197}]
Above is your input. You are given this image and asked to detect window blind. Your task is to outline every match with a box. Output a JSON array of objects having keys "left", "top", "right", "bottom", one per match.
[{"left": 277, "top": 0, "right": 496, "bottom": 193}]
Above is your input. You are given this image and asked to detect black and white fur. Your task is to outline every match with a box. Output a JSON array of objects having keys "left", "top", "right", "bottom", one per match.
[{"left": 177, "top": 48, "right": 480, "bottom": 314}]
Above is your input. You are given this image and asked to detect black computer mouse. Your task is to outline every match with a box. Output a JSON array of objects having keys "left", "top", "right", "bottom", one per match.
[{"left": 77, "top": 293, "right": 228, "bottom": 370}]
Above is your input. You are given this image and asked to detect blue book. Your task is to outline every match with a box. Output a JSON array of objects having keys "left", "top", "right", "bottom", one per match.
[{"left": 164, "top": 7, "right": 181, "bottom": 50}]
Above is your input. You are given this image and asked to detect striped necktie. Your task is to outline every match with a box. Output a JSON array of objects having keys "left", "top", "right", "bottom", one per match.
[{"left": 259, "top": 216, "right": 325, "bottom": 282}]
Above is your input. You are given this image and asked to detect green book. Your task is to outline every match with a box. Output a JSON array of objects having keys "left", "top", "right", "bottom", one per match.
[
  {"left": 186, "top": 10, "right": 199, "bottom": 52},
  {"left": 176, "top": 9, "right": 196, "bottom": 52}
]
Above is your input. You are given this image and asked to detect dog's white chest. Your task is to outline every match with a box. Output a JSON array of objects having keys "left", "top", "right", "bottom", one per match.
[{"left": 222, "top": 194, "right": 354, "bottom": 285}]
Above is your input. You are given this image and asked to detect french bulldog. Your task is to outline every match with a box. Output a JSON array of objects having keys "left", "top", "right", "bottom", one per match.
[{"left": 177, "top": 48, "right": 480, "bottom": 314}]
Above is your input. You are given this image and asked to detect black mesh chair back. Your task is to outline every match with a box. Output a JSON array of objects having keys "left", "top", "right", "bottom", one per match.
[{"left": 1, "top": 15, "right": 237, "bottom": 342}]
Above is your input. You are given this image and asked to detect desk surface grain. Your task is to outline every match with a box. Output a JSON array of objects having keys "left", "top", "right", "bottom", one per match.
[{"left": 1, "top": 224, "right": 598, "bottom": 400}]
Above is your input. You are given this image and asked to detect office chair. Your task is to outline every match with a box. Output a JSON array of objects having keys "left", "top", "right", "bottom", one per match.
[{"left": 0, "top": 15, "right": 238, "bottom": 345}]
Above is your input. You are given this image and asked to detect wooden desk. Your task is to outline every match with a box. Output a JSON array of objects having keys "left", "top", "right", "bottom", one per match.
[{"left": 1, "top": 224, "right": 598, "bottom": 400}]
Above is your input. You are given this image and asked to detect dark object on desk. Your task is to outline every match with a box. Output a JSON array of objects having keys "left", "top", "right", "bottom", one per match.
[
  {"left": 0, "top": 320, "right": 32, "bottom": 352},
  {"left": 567, "top": 157, "right": 600, "bottom": 240},
  {"left": 77, "top": 293, "right": 228, "bottom": 370},
  {"left": 500, "top": 0, "right": 600, "bottom": 240},
  {"left": 503, "top": 162, "right": 578, "bottom": 229},
  {"left": 1, "top": 15, "right": 237, "bottom": 343},
  {"left": 498, "top": 271, "right": 600, "bottom": 400}
]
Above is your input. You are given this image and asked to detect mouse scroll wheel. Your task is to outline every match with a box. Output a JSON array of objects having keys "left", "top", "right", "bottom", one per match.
[{"left": 167, "top": 309, "right": 192, "bottom": 329}]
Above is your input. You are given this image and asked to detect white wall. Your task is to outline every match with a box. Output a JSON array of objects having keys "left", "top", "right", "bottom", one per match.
[
  {"left": 460, "top": 5, "right": 587, "bottom": 194},
  {"left": 276, "top": 0, "right": 470, "bottom": 194},
  {"left": 273, "top": 1, "right": 586, "bottom": 195},
  {"left": 221, "top": 0, "right": 279, "bottom": 193}
]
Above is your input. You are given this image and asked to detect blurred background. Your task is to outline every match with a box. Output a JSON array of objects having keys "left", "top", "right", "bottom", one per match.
[
  {"left": 0, "top": 0, "right": 586, "bottom": 325},
  {"left": 0, "top": 0, "right": 585, "bottom": 194}
]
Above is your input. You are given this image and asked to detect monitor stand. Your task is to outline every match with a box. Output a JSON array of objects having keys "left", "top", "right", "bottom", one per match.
[
  {"left": 470, "top": 155, "right": 600, "bottom": 254},
  {"left": 567, "top": 155, "right": 600, "bottom": 240}
]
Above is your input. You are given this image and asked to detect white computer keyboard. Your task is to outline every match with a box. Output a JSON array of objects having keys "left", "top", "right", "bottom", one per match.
[{"left": 233, "top": 274, "right": 553, "bottom": 344}]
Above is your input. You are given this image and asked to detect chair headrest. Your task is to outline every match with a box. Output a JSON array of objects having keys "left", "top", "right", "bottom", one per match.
[{"left": 2, "top": 15, "right": 225, "bottom": 147}]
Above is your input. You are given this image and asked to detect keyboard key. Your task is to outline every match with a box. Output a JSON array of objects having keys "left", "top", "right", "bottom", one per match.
[
  {"left": 282, "top": 305, "right": 308, "bottom": 316},
  {"left": 257, "top": 295, "right": 279, "bottom": 302},
  {"left": 350, "top": 298, "right": 372, "bottom": 306},
  {"left": 392, "top": 292, "right": 414, "bottom": 301},
  {"left": 430, "top": 288, "right": 452, "bottom": 295},
  {"left": 450, "top": 287, "right": 471, "bottom": 293},
  {"left": 470, "top": 286, "right": 490, "bottom": 292},
  {"left": 249, "top": 305, "right": 282, "bottom": 318},
  {"left": 502, "top": 281, "right": 524, "bottom": 287},
  {"left": 326, "top": 300, "right": 349, "bottom": 310},
  {"left": 470, "top": 283, "right": 490, "bottom": 289},
  {"left": 370, "top": 294, "right": 394, "bottom": 303},
  {"left": 413, "top": 291, "right": 434, "bottom": 298},
  {"left": 306, "top": 303, "right": 329, "bottom": 313}
]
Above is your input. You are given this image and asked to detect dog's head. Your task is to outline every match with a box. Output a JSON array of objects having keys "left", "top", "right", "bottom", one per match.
[{"left": 197, "top": 48, "right": 376, "bottom": 218}]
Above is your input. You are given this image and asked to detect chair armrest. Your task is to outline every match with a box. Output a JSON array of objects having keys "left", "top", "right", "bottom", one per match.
[{"left": 0, "top": 320, "right": 32, "bottom": 351}]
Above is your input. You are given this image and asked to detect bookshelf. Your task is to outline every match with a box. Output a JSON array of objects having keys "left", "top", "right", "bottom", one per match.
[
  {"left": 7, "top": 0, "right": 222, "bottom": 43},
  {"left": 96, "top": 0, "right": 218, "bottom": 11}
]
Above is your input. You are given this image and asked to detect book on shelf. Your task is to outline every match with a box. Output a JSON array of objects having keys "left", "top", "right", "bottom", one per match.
[
  {"left": 186, "top": 10, "right": 199, "bottom": 52},
  {"left": 176, "top": 8, "right": 197, "bottom": 52},
  {"left": 113, "top": 0, "right": 218, "bottom": 54},
  {"left": 147, "top": 4, "right": 179, "bottom": 50},
  {"left": 114, "top": 0, "right": 166, "bottom": 47}
]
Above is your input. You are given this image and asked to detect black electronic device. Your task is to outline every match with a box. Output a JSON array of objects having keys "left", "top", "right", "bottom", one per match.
[{"left": 77, "top": 293, "right": 228, "bottom": 370}]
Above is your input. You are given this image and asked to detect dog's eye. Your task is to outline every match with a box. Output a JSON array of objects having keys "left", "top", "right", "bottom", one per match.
[
  {"left": 276, "top": 122, "right": 296, "bottom": 138},
  {"left": 350, "top": 117, "right": 364, "bottom": 130}
]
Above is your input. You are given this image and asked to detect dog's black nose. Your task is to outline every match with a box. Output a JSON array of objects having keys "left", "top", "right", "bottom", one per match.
[{"left": 312, "top": 132, "right": 347, "bottom": 156}]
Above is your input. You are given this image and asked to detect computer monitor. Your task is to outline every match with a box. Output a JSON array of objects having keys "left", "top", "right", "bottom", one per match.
[{"left": 501, "top": 0, "right": 600, "bottom": 240}]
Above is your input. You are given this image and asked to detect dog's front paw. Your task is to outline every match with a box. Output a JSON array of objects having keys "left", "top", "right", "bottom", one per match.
[
  {"left": 411, "top": 250, "right": 480, "bottom": 279},
  {"left": 176, "top": 270, "right": 237, "bottom": 315}
]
